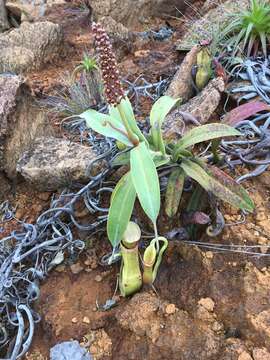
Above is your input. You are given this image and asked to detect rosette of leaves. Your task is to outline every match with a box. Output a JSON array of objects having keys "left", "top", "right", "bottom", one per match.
[
  {"left": 79, "top": 95, "right": 254, "bottom": 250},
  {"left": 221, "top": 0, "right": 270, "bottom": 57}
]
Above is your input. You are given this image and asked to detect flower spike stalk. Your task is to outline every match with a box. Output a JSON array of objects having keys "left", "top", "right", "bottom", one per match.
[{"left": 92, "top": 22, "right": 139, "bottom": 145}]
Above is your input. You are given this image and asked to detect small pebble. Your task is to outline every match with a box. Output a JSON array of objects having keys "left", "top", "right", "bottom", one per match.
[
  {"left": 90, "top": 345, "right": 98, "bottom": 354},
  {"left": 198, "top": 298, "right": 215, "bottom": 312},
  {"left": 91, "top": 262, "right": 98, "bottom": 270},
  {"left": 37, "top": 192, "right": 51, "bottom": 201},
  {"left": 212, "top": 321, "right": 223, "bottom": 332},
  {"left": 71, "top": 317, "right": 78, "bottom": 324},
  {"left": 83, "top": 316, "right": 90, "bottom": 324},
  {"left": 165, "top": 304, "right": 176, "bottom": 315},
  {"left": 84, "top": 259, "right": 92, "bottom": 266},
  {"left": 70, "top": 263, "right": 84, "bottom": 274},
  {"left": 205, "top": 251, "right": 213, "bottom": 259},
  {"left": 238, "top": 351, "right": 253, "bottom": 360},
  {"left": 256, "top": 212, "right": 267, "bottom": 222},
  {"left": 95, "top": 275, "right": 102, "bottom": 282}
]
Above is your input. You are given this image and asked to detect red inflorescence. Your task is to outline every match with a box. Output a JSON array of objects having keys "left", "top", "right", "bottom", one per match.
[{"left": 92, "top": 22, "right": 125, "bottom": 105}]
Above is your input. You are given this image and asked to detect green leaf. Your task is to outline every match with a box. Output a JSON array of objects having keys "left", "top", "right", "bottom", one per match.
[
  {"left": 111, "top": 151, "right": 130, "bottom": 167},
  {"left": 130, "top": 142, "right": 160, "bottom": 223},
  {"left": 151, "top": 152, "right": 170, "bottom": 168},
  {"left": 180, "top": 159, "right": 254, "bottom": 212},
  {"left": 80, "top": 109, "right": 134, "bottom": 146},
  {"left": 150, "top": 96, "right": 180, "bottom": 128},
  {"left": 108, "top": 104, "right": 122, "bottom": 123},
  {"left": 118, "top": 97, "right": 147, "bottom": 143},
  {"left": 150, "top": 96, "right": 180, "bottom": 153},
  {"left": 165, "top": 168, "right": 185, "bottom": 217},
  {"left": 107, "top": 172, "right": 136, "bottom": 247},
  {"left": 173, "top": 123, "right": 240, "bottom": 159}
]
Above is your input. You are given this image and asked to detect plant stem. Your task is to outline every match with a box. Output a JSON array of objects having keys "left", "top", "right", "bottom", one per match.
[{"left": 117, "top": 102, "right": 139, "bottom": 146}]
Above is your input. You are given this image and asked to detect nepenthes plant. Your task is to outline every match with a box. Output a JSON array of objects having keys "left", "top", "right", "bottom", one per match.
[{"left": 79, "top": 23, "right": 255, "bottom": 296}]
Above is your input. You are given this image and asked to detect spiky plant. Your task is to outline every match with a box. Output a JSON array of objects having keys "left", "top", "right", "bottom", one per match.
[
  {"left": 72, "top": 53, "right": 98, "bottom": 79},
  {"left": 222, "top": 0, "right": 270, "bottom": 57}
]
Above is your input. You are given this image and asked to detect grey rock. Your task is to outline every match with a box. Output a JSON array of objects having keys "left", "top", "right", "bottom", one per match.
[
  {"left": 176, "top": 0, "right": 250, "bottom": 51},
  {"left": 6, "top": 0, "right": 47, "bottom": 22},
  {"left": 98, "top": 16, "right": 133, "bottom": 60},
  {"left": 50, "top": 340, "right": 92, "bottom": 360},
  {"left": 17, "top": 136, "right": 106, "bottom": 191},
  {"left": 0, "top": 21, "right": 63, "bottom": 73},
  {"left": 91, "top": 0, "right": 196, "bottom": 27},
  {"left": 253, "top": 348, "right": 270, "bottom": 360},
  {"left": 0, "top": 74, "right": 51, "bottom": 178},
  {"left": 0, "top": 0, "right": 10, "bottom": 32}
]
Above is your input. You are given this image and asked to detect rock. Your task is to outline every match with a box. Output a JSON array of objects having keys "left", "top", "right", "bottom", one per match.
[
  {"left": 50, "top": 340, "right": 92, "bottom": 360},
  {"left": 70, "top": 263, "right": 84, "bottom": 275},
  {"left": 25, "top": 350, "right": 46, "bottom": 360},
  {"left": 176, "top": 0, "right": 250, "bottom": 51},
  {"left": 0, "top": 21, "right": 63, "bottom": 73},
  {"left": 249, "top": 309, "right": 270, "bottom": 346},
  {"left": 163, "top": 77, "right": 225, "bottom": 142},
  {"left": 6, "top": 1, "right": 44, "bottom": 22},
  {"left": 83, "top": 330, "right": 112, "bottom": 359},
  {"left": 165, "top": 303, "right": 176, "bottom": 315},
  {"left": 37, "top": 192, "right": 51, "bottom": 201},
  {"left": 253, "top": 348, "right": 270, "bottom": 360},
  {"left": 238, "top": 351, "right": 253, "bottom": 360},
  {"left": 71, "top": 317, "right": 78, "bottom": 324},
  {"left": 98, "top": 16, "right": 133, "bottom": 60},
  {"left": 0, "top": 74, "right": 51, "bottom": 178},
  {"left": 6, "top": 0, "right": 65, "bottom": 23},
  {"left": 91, "top": 0, "right": 196, "bottom": 27},
  {"left": 0, "top": 0, "right": 10, "bottom": 32},
  {"left": 82, "top": 316, "right": 90, "bottom": 324},
  {"left": 221, "top": 339, "right": 251, "bottom": 360},
  {"left": 94, "top": 275, "right": 102, "bottom": 283},
  {"left": 165, "top": 45, "right": 200, "bottom": 103},
  {"left": 257, "top": 220, "right": 270, "bottom": 237},
  {"left": 198, "top": 298, "right": 215, "bottom": 312},
  {"left": 17, "top": 136, "right": 106, "bottom": 191}
]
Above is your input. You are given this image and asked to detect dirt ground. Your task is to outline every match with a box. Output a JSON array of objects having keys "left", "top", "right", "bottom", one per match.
[{"left": 2, "top": 1, "right": 270, "bottom": 359}]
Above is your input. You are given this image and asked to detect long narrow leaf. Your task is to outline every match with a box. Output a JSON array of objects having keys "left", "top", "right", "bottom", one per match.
[
  {"left": 80, "top": 109, "right": 133, "bottom": 146},
  {"left": 150, "top": 96, "right": 180, "bottom": 153},
  {"left": 180, "top": 159, "right": 254, "bottom": 212},
  {"left": 130, "top": 142, "right": 160, "bottom": 223},
  {"left": 150, "top": 96, "right": 180, "bottom": 127},
  {"left": 107, "top": 172, "right": 136, "bottom": 247},
  {"left": 222, "top": 101, "right": 270, "bottom": 125},
  {"left": 173, "top": 123, "right": 240, "bottom": 157},
  {"left": 165, "top": 168, "right": 185, "bottom": 217},
  {"left": 118, "top": 97, "right": 147, "bottom": 143}
]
